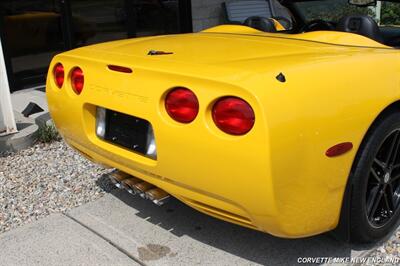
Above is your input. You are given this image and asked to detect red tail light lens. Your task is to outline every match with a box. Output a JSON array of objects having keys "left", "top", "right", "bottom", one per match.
[
  {"left": 212, "top": 97, "right": 255, "bottom": 135},
  {"left": 165, "top": 88, "right": 199, "bottom": 123},
  {"left": 71, "top": 67, "right": 84, "bottom": 95},
  {"left": 53, "top": 63, "right": 64, "bottom": 88}
]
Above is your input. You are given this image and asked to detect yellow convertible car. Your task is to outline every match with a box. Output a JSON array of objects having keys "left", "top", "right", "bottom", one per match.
[{"left": 47, "top": 0, "right": 400, "bottom": 245}]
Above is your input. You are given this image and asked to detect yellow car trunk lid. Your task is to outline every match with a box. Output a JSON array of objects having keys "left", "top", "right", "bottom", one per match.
[{"left": 80, "top": 25, "right": 387, "bottom": 67}]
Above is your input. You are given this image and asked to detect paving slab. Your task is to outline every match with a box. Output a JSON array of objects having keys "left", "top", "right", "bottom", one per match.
[
  {"left": 68, "top": 189, "right": 368, "bottom": 266},
  {"left": 0, "top": 213, "right": 139, "bottom": 266}
]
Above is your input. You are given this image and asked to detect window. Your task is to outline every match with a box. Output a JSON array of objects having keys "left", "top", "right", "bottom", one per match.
[
  {"left": 0, "top": 0, "right": 64, "bottom": 89},
  {"left": 295, "top": 0, "right": 400, "bottom": 27},
  {"left": 0, "top": 0, "right": 190, "bottom": 91}
]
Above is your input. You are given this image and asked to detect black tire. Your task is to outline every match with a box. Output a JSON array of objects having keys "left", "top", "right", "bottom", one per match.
[{"left": 338, "top": 112, "right": 400, "bottom": 246}]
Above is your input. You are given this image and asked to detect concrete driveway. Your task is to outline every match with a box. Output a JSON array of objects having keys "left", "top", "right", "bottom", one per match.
[{"left": 0, "top": 176, "right": 367, "bottom": 266}]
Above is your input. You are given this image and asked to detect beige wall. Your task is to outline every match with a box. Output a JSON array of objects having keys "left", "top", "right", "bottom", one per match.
[{"left": 191, "top": 0, "right": 291, "bottom": 32}]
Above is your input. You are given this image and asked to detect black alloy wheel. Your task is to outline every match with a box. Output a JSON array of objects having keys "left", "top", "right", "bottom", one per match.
[
  {"left": 367, "top": 129, "right": 400, "bottom": 227},
  {"left": 336, "top": 112, "right": 400, "bottom": 245}
]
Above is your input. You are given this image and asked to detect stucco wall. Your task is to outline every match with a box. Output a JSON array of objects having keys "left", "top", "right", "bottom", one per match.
[{"left": 191, "top": 0, "right": 291, "bottom": 32}]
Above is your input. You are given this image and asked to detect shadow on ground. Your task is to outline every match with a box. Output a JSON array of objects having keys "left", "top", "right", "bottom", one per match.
[{"left": 96, "top": 174, "right": 353, "bottom": 265}]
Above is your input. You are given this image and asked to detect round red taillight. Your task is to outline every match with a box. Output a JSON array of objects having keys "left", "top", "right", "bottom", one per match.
[
  {"left": 165, "top": 88, "right": 199, "bottom": 123},
  {"left": 71, "top": 67, "right": 84, "bottom": 95},
  {"left": 212, "top": 97, "right": 255, "bottom": 135},
  {"left": 53, "top": 63, "right": 64, "bottom": 88}
]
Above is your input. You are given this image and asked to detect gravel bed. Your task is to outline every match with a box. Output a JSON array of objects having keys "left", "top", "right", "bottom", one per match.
[
  {"left": 0, "top": 141, "right": 114, "bottom": 234},
  {"left": 362, "top": 232, "right": 400, "bottom": 265}
]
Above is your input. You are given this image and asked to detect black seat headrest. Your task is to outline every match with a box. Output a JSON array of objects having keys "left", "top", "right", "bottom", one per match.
[
  {"left": 243, "top": 16, "right": 277, "bottom": 33},
  {"left": 336, "top": 15, "right": 383, "bottom": 43}
]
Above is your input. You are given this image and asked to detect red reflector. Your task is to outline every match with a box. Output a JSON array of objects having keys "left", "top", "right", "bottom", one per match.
[
  {"left": 108, "top": 65, "right": 133, "bottom": 73},
  {"left": 53, "top": 63, "right": 64, "bottom": 88},
  {"left": 71, "top": 67, "right": 84, "bottom": 95},
  {"left": 165, "top": 88, "right": 199, "bottom": 123},
  {"left": 326, "top": 142, "right": 353, "bottom": 157},
  {"left": 212, "top": 97, "right": 255, "bottom": 136}
]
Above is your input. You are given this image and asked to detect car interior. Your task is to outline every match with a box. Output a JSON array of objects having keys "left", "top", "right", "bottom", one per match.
[{"left": 233, "top": 0, "right": 400, "bottom": 47}]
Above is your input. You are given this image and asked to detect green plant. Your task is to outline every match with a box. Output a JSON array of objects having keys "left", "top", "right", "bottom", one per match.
[
  {"left": 37, "top": 124, "right": 61, "bottom": 143},
  {"left": 381, "top": 2, "right": 400, "bottom": 25}
]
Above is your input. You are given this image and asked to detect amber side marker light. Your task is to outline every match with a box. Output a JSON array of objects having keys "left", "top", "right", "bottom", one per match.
[
  {"left": 71, "top": 67, "right": 84, "bottom": 95},
  {"left": 53, "top": 63, "right": 64, "bottom": 88},
  {"left": 212, "top": 97, "right": 255, "bottom": 136},
  {"left": 326, "top": 142, "right": 353, "bottom": 157}
]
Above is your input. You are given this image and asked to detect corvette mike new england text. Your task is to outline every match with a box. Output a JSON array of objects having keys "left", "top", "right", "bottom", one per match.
[{"left": 297, "top": 256, "right": 400, "bottom": 264}]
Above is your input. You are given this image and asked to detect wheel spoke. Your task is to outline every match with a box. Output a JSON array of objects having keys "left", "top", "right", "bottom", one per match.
[
  {"left": 390, "top": 173, "right": 400, "bottom": 183},
  {"left": 384, "top": 193, "right": 393, "bottom": 212},
  {"left": 385, "top": 131, "right": 400, "bottom": 165},
  {"left": 374, "top": 158, "right": 386, "bottom": 170},
  {"left": 387, "top": 184, "right": 396, "bottom": 208},
  {"left": 392, "top": 139, "right": 400, "bottom": 167},
  {"left": 389, "top": 182, "right": 400, "bottom": 210},
  {"left": 367, "top": 186, "right": 383, "bottom": 219},
  {"left": 370, "top": 167, "right": 382, "bottom": 183}
]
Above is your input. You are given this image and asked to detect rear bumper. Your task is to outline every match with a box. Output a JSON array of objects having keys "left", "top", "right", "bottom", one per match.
[
  {"left": 66, "top": 138, "right": 266, "bottom": 230},
  {"left": 46, "top": 54, "right": 354, "bottom": 238},
  {"left": 52, "top": 104, "right": 278, "bottom": 234}
]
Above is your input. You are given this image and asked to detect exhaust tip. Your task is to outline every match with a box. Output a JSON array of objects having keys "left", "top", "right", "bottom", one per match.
[
  {"left": 133, "top": 182, "right": 154, "bottom": 193},
  {"left": 146, "top": 188, "right": 170, "bottom": 206},
  {"left": 153, "top": 197, "right": 170, "bottom": 206},
  {"left": 110, "top": 170, "right": 171, "bottom": 206},
  {"left": 120, "top": 183, "right": 135, "bottom": 195},
  {"left": 109, "top": 170, "right": 130, "bottom": 189},
  {"left": 121, "top": 177, "right": 142, "bottom": 195}
]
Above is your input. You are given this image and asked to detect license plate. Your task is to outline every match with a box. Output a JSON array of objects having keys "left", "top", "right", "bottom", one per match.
[{"left": 96, "top": 108, "right": 156, "bottom": 158}]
